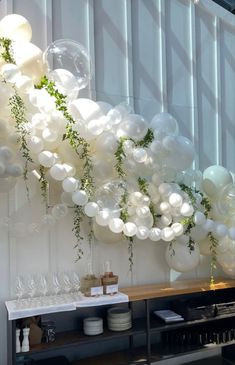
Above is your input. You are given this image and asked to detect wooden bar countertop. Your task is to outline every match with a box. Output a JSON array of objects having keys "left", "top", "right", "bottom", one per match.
[{"left": 121, "top": 278, "right": 235, "bottom": 301}]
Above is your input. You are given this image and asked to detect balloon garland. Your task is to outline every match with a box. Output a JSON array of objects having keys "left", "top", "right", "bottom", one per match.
[{"left": 1, "top": 14, "right": 235, "bottom": 282}]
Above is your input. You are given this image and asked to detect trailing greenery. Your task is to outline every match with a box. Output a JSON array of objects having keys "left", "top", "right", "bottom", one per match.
[
  {"left": 120, "top": 188, "right": 129, "bottom": 223},
  {"left": 36, "top": 76, "right": 95, "bottom": 258},
  {"left": 114, "top": 128, "right": 154, "bottom": 178},
  {"left": 128, "top": 236, "right": 134, "bottom": 271},
  {"left": 138, "top": 177, "right": 158, "bottom": 226},
  {"left": 208, "top": 232, "right": 218, "bottom": 285},
  {"left": 0, "top": 37, "right": 15, "bottom": 64},
  {"left": 73, "top": 205, "right": 85, "bottom": 261},
  {"left": 9, "top": 90, "right": 33, "bottom": 197},
  {"left": 39, "top": 165, "right": 48, "bottom": 207}
]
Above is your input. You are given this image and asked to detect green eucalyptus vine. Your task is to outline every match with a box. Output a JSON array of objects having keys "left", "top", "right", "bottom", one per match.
[
  {"left": 9, "top": 90, "right": 33, "bottom": 198},
  {"left": 36, "top": 76, "right": 94, "bottom": 259},
  {"left": 0, "top": 37, "right": 15, "bottom": 64}
]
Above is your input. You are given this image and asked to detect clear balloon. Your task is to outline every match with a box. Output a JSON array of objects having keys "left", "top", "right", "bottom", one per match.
[
  {"left": 217, "top": 183, "right": 235, "bottom": 216},
  {"left": 43, "top": 39, "right": 92, "bottom": 90},
  {"left": 165, "top": 241, "right": 200, "bottom": 272}
]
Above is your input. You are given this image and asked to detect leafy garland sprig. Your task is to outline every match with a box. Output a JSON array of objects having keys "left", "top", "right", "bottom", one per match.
[
  {"left": 9, "top": 90, "right": 33, "bottom": 197},
  {"left": 36, "top": 76, "right": 94, "bottom": 259},
  {"left": 73, "top": 205, "right": 85, "bottom": 260},
  {"left": 138, "top": 177, "right": 158, "bottom": 226},
  {"left": 39, "top": 165, "right": 48, "bottom": 207},
  {"left": 0, "top": 37, "right": 15, "bottom": 64},
  {"left": 128, "top": 237, "right": 134, "bottom": 271},
  {"left": 115, "top": 128, "right": 154, "bottom": 178},
  {"left": 180, "top": 183, "right": 218, "bottom": 283}
]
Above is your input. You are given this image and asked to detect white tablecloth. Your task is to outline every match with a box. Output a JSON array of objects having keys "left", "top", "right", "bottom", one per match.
[{"left": 5, "top": 292, "right": 129, "bottom": 320}]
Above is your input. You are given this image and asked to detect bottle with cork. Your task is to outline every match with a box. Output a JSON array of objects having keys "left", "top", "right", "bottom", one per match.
[
  {"left": 101, "top": 260, "right": 118, "bottom": 295},
  {"left": 80, "top": 262, "right": 103, "bottom": 297}
]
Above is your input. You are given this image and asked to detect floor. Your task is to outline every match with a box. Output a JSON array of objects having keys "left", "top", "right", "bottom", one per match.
[{"left": 187, "top": 356, "right": 235, "bottom": 365}]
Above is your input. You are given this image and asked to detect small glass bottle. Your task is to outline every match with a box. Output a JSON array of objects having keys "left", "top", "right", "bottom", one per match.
[
  {"left": 101, "top": 260, "right": 118, "bottom": 295},
  {"left": 80, "top": 262, "right": 101, "bottom": 297}
]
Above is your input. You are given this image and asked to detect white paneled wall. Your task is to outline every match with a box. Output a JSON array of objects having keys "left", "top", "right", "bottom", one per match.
[{"left": 0, "top": 0, "right": 235, "bottom": 363}]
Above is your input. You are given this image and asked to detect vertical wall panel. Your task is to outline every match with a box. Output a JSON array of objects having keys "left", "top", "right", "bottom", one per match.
[
  {"left": 195, "top": 7, "right": 218, "bottom": 169},
  {"left": 1, "top": 1, "right": 235, "bottom": 362},
  {"left": 93, "top": 0, "right": 131, "bottom": 105},
  {"left": 220, "top": 23, "right": 235, "bottom": 170},
  {"left": 165, "top": 0, "right": 193, "bottom": 138}
]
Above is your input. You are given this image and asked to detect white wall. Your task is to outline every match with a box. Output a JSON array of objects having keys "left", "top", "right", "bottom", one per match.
[{"left": 0, "top": 0, "right": 235, "bottom": 363}]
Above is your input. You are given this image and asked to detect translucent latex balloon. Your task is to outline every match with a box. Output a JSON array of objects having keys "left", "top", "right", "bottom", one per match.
[
  {"left": 93, "top": 222, "right": 122, "bottom": 244},
  {"left": 116, "top": 114, "right": 148, "bottom": 140},
  {"left": 1, "top": 64, "right": 21, "bottom": 83},
  {"left": 151, "top": 112, "right": 179, "bottom": 137},
  {"left": 164, "top": 136, "right": 195, "bottom": 172},
  {"left": 95, "top": 180, "right": 126, "bottom": 211},
  {"left": 49, "top": 68, "right": 79, "bottom": 100},
  {"left": 149, "top": 227, "right": 162, "bottom": 242},
  {"left": 62, "top": 177, "right": 79, "bottom": 193},
  {"left": 217, "top": 183, "right": 235, "bottom": 215},
  {"left": 43, "top": 39, "right": 92, "bottom": 90},
  {"left": 202, "top": 165, "right": 233, "bottom": 199},
  {"left": 165, "top": 241, "right": 200, "bottom": 272},
  {"left": 84, "top": 202, "right": 99, "bottom": 218},
  {"left": 51, "top": 204, "right": 68, "bottom": 219},
  {"left": 0, "top": 14, "right": 32, "bottom": 42},
  {"left": 217, "top": 246, "right": 235, "bottom": 270},
  {"left": 136, "top": 226, "right": 149, "bottom": 240}
]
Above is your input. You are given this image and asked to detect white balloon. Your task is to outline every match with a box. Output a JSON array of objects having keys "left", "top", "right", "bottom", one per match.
[
  {"left": 165, "top": 241, "right": 200, "bottom": 272},
  {"left": 202, "top": 165, "right": 233, "bottom": 199},
  {"left": 38, "top": 151, "right": 55, "bottom": 168},
  {"left": 12, "top": 41, "right": 46, "bottom": 83},
  {"left": 84, "top": 202, "right": 99, "bottom": 217},
  {"left": 161, "top": 214, "right": 172, "bottom": 226},
  {"left": 136, "top": 226, "right": 149, "bottom": 240},
  {"left": 193, "top": 211, "right": 206, "bottom": 226},
  {"left": 109, "top": 218, "right": 124, "bottom": 234},
  {"left": 202, "top": 219, "right": 215, "bottom": 232},
  {"left": 214, "top": 223, "right": 228, "bottom": 238},
  {"left": 95, "top": 210, "right": 111, "bottom": 226},
  {"left": 133, "top": 148, "right": 147, "bottom": 163},
  {"left": 161, "top": 227, "right": 175, "bottom": 242},
  {"left": 190, "top": 226, "right": 208, "bottom": 242},
  {"left": 0, "top": 146, "right": 14, "bottom": 161},
  {"left": 164, "top": 136, "right": 195, "bottom": 172},
  {"left": 69, "top": 98, "right": 103, "bottom": 122},
  {"left": 150, "top": 112, "right": 178, "bottom": 136},
  {"left": 62, "top": 177, "right": 79, "bottom": 193},
  {"left": 136, "top": 206, "right": 150, "bottom": 218},
  {"left": 50, "top": 164, "right": 67, "bottom": 181},
  {"left": 42, "top": 128, "right": 58, "bottom": 143},
  {"left": 169, "top": 193, "right": 183, "bottom": 208},
  {"left": 0, "top": 14, "right": 32, "bottom": 42},
  {"left": 28, "top": 136, "right": 44, "bottom": 154},
  {"left": 159, "top": 202, "right": 171, "bottom": 214},
  {"left": 72, "top": 190, "right": 88, "bottom": 206},
  {"left": 116, "top": 114, "right": 148, "bottom": 140},
  {"left": 1, "top": 64, "right": 21, "bottom": 83},
  {"left": 129, "top": 192, "right": 143, "bottom": 206},
  {"left": 171, "top": 222, "right": 184, "bottom": 236},
  {"left": 123, "top": 222, "right": 137, "bottom": 237},
  {"left": 159, "top": 183, "right": 173, "bottom": 196},
  {"left": 15, "top": 75, "right": 33, "bottom": 93},
  {"left": 6, "top": 163, "right": 23, "bottom": 177},
  {"left": 149, "top": 227, "right": 162, "bottom": 242},
  {"left": 180, "top": 202, "right": 194, "bottom": 217}
]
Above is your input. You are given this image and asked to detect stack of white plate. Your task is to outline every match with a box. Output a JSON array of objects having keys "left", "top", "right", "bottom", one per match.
[
  {"left": 107, "top": 307, "right": 132, "bottom": 331},
  {"left": 83, "top": 317, "right": 103, "bottom": 336}
]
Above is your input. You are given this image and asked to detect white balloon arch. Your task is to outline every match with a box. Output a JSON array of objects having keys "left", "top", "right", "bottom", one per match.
[{"left": 0, "top": 14, "right": 235, "bottom": 279}]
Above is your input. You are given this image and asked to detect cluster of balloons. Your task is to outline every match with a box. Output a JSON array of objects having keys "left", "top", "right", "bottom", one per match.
[{"left": 1, "top": 14, "right": 235, "bottom": 277}]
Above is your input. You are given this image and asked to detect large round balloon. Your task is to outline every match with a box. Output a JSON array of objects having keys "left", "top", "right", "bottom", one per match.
[
  {"left": 43, "top": 39, "right": 92, "bottom": 90},
  {"left": 165, "top": 241, "right": 200, "bottom": 272},
  {"left": 217, "top": 183, "right": 235, "bottom": 216},
  {"left": 0, "top": 14, "right": 32, "bottom": 42},
  {"left": 164, "top": 136, "right": 195, "bottom": 172},
  {"left": 150, "top": 112, "right": 179, "bottom": 138},
  {"left": 202, "top": 165, "right": 233, "bottom": 199}
]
